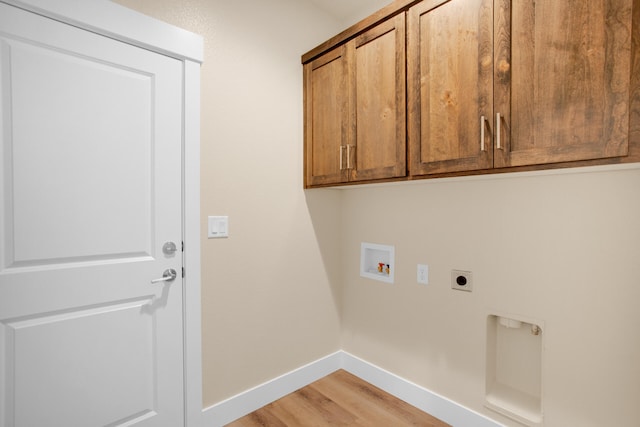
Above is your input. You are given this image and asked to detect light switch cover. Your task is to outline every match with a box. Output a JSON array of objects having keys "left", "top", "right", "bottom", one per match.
[
  {"left": 208, "top": 216, "right": 228, "bottom": 238},
  {"left": 417, "top": 264, "right": 429, "bottom": 285}
]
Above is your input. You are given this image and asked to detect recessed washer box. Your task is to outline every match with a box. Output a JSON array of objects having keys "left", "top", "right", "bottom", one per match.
[
  {"left": 486, "top": 313, "right": 544, "bottom": 426},
  {"left": 360, "top": 242, "right": 394, "bottom": 284}
]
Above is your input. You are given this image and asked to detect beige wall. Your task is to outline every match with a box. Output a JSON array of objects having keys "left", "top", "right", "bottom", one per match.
[
  {"left": 340, "top": 167, "right": 640, "bottom": 426},
  {"left": 114, "top": 1, "right": 640, "bottom": 425}
]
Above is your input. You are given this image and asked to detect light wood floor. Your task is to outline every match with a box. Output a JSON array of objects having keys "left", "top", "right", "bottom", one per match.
[{"left": 226, "top": 369, "right": 451, "bottom": 427}]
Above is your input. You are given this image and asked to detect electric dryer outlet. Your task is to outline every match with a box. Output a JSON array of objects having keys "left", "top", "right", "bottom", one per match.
[{"left": 451, "top": 270, "right": 472, "bottom": 292}]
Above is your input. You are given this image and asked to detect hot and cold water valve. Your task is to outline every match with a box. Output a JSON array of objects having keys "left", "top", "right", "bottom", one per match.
[{"left": 451, "top": 269, "right": 473, "bottom": 292}]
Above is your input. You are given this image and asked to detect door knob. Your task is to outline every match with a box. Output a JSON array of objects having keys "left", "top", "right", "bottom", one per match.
[
  {"left": 151, "top": 268, "right": 178, "bottom": 284},
  {"left": 162, "top": 241, "right": 178, "bottom": 255}
]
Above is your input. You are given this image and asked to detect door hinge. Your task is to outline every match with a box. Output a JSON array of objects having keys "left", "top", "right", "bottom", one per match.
[
  {"left": 181, "top": 241, "right": 184, "bottom": 252},
  {"left": 182, "top": 267, "right": 185, "bottom": 278}
]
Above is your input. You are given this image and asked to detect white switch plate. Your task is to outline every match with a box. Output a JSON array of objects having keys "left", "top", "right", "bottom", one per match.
[
  {"left": 208, "top": 216, "right": 229, "bottom": 238},
  {"left": 417, "top": 264, "right": 429, "bottom": 285}
]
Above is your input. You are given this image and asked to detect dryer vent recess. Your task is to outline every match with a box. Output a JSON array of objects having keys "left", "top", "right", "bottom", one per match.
[{"left": 451, "top": 270, "right": 472, "bottom": 292}]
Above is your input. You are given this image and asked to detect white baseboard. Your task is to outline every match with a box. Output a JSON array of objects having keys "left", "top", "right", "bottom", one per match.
[
  {"left": 202, "top": 351, "right": 343, "bottom": 426},
  {"left": 341, "top": 352, "right": 504, "bottom": 427},
  {"left": 202, "top": 350, "right": 504, "bottom": 427}
]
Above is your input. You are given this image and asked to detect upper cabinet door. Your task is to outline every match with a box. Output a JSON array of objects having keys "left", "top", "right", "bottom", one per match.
[
  {"left": 304, "top": 45, "right": 350, "bottom": 187},
  {"left": 349, "top": 13, "right": 407, "bottom": 182},
  {"left": 408, "top": 0, "right": 493, "bottom": 175},
  {"left": 494, "top": 0, "right": 633, "bottom": 167}
]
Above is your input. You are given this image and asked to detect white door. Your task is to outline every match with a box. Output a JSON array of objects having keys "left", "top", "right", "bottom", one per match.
[{"left": 0, "top": 4, "right": 185, "bottom": 427}]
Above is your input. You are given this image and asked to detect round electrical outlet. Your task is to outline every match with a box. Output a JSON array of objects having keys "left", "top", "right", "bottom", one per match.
[{"left": 451, "top": 270, "right": 472, "bottom": 292}]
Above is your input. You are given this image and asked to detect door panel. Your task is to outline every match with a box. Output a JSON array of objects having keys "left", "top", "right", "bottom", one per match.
[
  {"left": 8, "top": 299, "right": 155, "bottom": 426},
  {"left": 0, "top": 4, "right": 184, "bottom": 427},
  {"left": 6, "top": 37, "right": 153, "bottom": 267}
]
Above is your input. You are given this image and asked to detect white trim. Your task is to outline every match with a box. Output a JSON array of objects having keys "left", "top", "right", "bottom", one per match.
[
  {"left": 202, "top": 351, "right": 505, "bottom": 427},
  {"left": 0, "top": 0, "right": 204, "bottom": 62},
  {"left": 341, "top": 352, "right": 504, "bottom": 427},
  {"left": 203, "top": 352, "right": 343, "bottom": 427},
  {"left": 183, "top": 59, "right": 203, "bottom": 427}
]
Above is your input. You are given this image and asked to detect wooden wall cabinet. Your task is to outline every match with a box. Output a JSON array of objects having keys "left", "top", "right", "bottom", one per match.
[
  {"left": 303, "top": 0, "right": 638, "bottom": 187},
  {"left": 304, "top": 14, "right": 406, "bottom": 188},
  {"left": 408, "top": 0, "right": 634, "bottom": 176}
]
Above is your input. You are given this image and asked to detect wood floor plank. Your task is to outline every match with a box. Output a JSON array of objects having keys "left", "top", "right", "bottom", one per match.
[
  {"left": 283, "top": 387, "right": 357, "bottom": 426},
  {"left": 233, "top": 407, "right": 288, "bottom": 427},
  {"left": 225, "top": 370, "right": 451, "bottom": 427},
  {"left": 309, "top": 382, "right": 409, "bottom": 425},
  {"left": 265, "top": 398, "right": 330, "bottom": 427},
  {"left": 311, "top": 370, "right": 446, "bottom": 426},
  {"left": 330, "top": 370, "right": 446, "bottom": 426}
]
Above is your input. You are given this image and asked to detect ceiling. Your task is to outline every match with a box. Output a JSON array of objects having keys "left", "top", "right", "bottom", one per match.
[{"left": 304, "top": 0, "right": 392, "bottom": 26}]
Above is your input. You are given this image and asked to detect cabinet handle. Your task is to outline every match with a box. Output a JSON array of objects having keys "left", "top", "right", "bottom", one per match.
[
  {"left": 346, "top": 144, "right": 353, "bottom": 170},
  {"left": 480, "top": 115, "right": 486, "bottom": 152},
  {"left": 339, "top": 146, "right": 345, "bottom": 170},
  {"left": 496, "top": 113, "right": 502, "bottom": 150}
]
